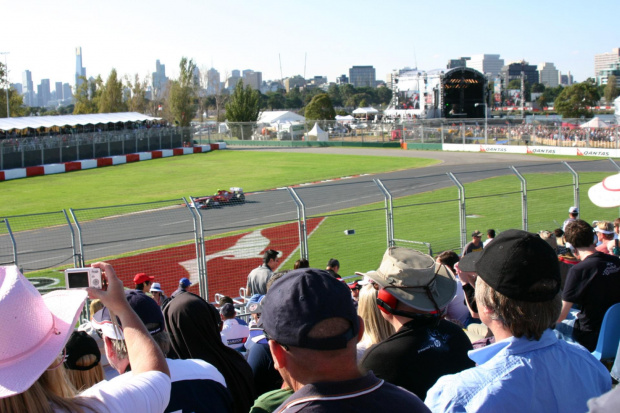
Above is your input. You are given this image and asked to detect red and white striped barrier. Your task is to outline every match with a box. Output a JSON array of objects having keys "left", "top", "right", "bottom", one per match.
[{"left": 0, "top": 143, "right": 226, "bottom": 181}]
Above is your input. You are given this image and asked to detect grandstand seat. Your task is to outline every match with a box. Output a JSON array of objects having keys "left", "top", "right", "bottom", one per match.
[{"left": 591, "top": 303, "right": 620, "bottom": 361}]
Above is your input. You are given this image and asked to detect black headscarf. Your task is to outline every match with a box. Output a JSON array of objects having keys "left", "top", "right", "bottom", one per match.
[{"left": 163, "top": 292, "right": 256, "bottom": 413}]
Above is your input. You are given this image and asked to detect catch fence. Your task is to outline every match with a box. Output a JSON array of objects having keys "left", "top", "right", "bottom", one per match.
[
  {"left": 2, "top": 118, "right": 619, "bottom": 170},
  {"left": 3, "top": 159, "right": 620, "bottom": 303}
]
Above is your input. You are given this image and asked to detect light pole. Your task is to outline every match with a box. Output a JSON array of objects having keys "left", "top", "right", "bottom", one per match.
[
  {"left": 0, "top": 52, "right": 9, "bottom": 118},
  {"left": 475, "top": 102, "right": 488, "bottom": 144}
]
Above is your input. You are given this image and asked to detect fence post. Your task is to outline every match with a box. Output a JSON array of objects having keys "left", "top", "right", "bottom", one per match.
[
  {"left": 448, "top": 172, "right": 467, "bottom": 251},
  {"left": 511, "top": 166, "right": 528, "bottom": 231},
  {"left": 374, "top": 179, "right": 394, "bottom": 248},
  {"left": 69, "top": 209, "right": 85, "bottom": 267},
  {"left": 61, "top": 210, "right": 81, "bottom": 268},
  {"left": 287, "top": 187, "right": 308, "bottom": 260},
  {"left": 2, "top": 219, "right": 18, "bottom": 267},
  {"left": 441, "top": 124, "right": 444, "bottom": 145},
  {"left": 184, "top": 197, "right": 208, "bottom": 300},
  {"left": 562, "top": 161, "right": 580, "bottom": 212}
]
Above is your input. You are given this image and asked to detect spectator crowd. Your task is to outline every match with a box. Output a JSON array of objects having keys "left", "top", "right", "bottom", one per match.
[{"left": 1, "top": 206, "right": 619, "bottom": 412}]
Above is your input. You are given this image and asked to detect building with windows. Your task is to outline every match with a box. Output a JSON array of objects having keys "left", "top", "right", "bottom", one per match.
[
  {"left": 467, "top": 54, "right": 504, "bottom": 78},
  {"left": 336, "top": 74, "right": 349, "bottom": 85},
  {"left": 11, "top": 83, "right": 22, "bottom": 95},
  {"left": 500, "top": 61, "right": 539, "bottom": 86},
  {"left": 283, "top": 75, "right": 305, "bottom": 92},
  {"left": 22, "top": 70, "right": 35, "bottom": 106},
  {"left": 559, "top": 72, "right": 574, "bottom": 86},
  {"left": 594, "top": 48, "right": 620, "bottom": 84},
  {"left": 243, "top": 70, "right": 262, "bottom": 90},
  {"left": 597, "top": 62, "right": 620, "bottom": 87},
  {"left": 38, "top": 79, "right": 51, "bottom": 107},
  {"left": 349, "top": 65, "right": 376, "bottom": 88},
  {"left": 225, "top": 70, "right": 241, "bottom": 91},
  {"left": 205, "top": 68, "right": 220, "bottom": 95},
  {"left": 63, "top": 83, "right": 73, "bottom": 101},
  {"left": 75, "top": 47, "right": 86, "bottom": 89},
  {"left": 537, "top": 62, "right": 559, "bottom": 87},
  {"left": 152, "top": 60, "right": 168, "bottom": 98},
  {"left": 447, "top": 57, "right": 470, "bottom": 69}
]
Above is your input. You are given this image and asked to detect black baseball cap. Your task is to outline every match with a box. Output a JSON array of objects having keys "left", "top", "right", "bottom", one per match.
[
  {"left": 459, "top": 251, "right": 482, "bottom": 272},
  {"left": 261, "top": 268, "right": 359, "bottom": 351},
  {"left": 64, "top": 331, "right": 101, "bottom": 371},
  {"left": 475, "top": 229, "right": 560, "bottom": 302}
]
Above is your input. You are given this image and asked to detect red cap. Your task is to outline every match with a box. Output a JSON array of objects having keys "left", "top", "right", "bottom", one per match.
[{"left": 134, "top": 273, "right": 154, "bottom": 284}]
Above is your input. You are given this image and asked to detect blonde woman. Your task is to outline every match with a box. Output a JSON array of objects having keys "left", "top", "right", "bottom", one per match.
[
  {"left": 0, "top": 263, "right": 171, "bottom": 412},
  {"left": 64, "top": 331, "right": 105, "bottom": 392},
  {"left": 356, "top": 283, "right": 395, "bottom": 361}
]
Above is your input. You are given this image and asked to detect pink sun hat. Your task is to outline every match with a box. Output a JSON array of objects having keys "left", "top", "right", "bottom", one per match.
[
  {"left": 0, "top": 266, "right": 87, "bottom": 398},
  {"left": 588, "top": 173, "right": 620, "bottom": 208}
]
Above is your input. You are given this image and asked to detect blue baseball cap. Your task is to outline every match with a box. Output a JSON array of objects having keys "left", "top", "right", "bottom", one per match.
[
  {"left": 261, "top": 268, "right": 359, "bottom": 351},
  {"left": 180, "top": 278, "right": 192, "bottom": 288}
]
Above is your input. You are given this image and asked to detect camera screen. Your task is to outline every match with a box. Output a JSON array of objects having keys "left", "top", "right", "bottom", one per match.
[{"left": 67, "top": 271, "right": 90, "bottom": 288}]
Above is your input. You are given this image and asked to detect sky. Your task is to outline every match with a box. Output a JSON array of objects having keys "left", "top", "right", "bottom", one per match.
[{"left": 4, "top": 0, "right": 619, "bottom": 88}]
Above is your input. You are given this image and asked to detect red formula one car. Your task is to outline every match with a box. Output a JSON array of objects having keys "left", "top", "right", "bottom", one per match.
[{"left": 191, "top": 187, "right": 245, "bottom": 209}]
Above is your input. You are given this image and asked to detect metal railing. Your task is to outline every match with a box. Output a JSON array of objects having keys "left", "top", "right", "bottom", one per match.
[{"left": 4, "top": 159, "right": 620, "bottom": 303}]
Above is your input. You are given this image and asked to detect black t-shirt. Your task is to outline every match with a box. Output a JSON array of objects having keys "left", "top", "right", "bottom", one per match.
[
  {"left": 360, "top": 318, "right": 475, "bottom": 400},
  {"left": 562, "top": 251, "right": 620, "bottom": 351},
  {"left": 462, "top": 241, "right": 483, "bottom": 256}
]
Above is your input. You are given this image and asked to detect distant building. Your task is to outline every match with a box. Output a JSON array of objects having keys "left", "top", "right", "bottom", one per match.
[
  {"left": 559, "top": 72, "right": 574, "bottom": 86},
  {"left": 75, "top": 47, "right": 86, "bottom": 89},
  {"left": 597, "top": 62, "right": 620, "bottom": 88},
  {"left": 447, "top": 57, "right": 470, "bottom": 69},
  {"left": 226, "top": 70, "right": 241, "bottom": 91},
  {"left": 152, "top": 59, "right": 168, "bottom": 98},
  {"left": 22, "top": 70, "right": 35, "bottom": 106},
  {"left": 63, "top": 83, "right": 73, "bottom": 101},
  {"left": 349, "top": 66, "right": 376, "bottom": 88},
  {"left": 537, "top": 62, "right": 559, "bottom": 87},
  {"left": 283, "top": 75, "right": 305, "bottom": 92},
  {"left": 260, "top": 80, "right": 284, "bottom": 94},
  {"left": 336, "top": 74, "right": 349, "bottom": 85},
  {"left": 243, "top": 70, "right": 262, "bottom": 90},
  {"left": 594, "top": 48, "right": 620, "bottom": 84},
  {"left": 467, "top": 54, "right": 504, "bottom": 78},
  {"left": 500, "top": 61, "right": 539, "bottom": 86},
  {"left": 206, "top": 68, "right": 220, "bottom": 95},
  {"left": 307, "top": 76, "right": 327, "bottom": 86},
  {"left": 55, "top": 82, "right": 63, "bottom": 100},
  {"left": 38, "top": 79, "right": 51, "bottom": 107},
  {"left": 11, "top": 83, "right": 22, "bottom": 94}
]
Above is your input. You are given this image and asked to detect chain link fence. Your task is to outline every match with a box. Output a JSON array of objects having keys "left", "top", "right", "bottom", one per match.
[{"left": 4, "top": 160, "right": 620, "bottom": 302}]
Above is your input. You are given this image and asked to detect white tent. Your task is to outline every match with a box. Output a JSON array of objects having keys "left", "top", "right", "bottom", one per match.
[
  {"left": 257, "top": 111, "right": 305, "bottom": 124},
  {"left": 308, "top": 123, "right": 328, "bottom": 141},
  {"left": 335, "top": 115, "right": 355, "bottom": 121},
  {"left": 0, "top": 112, "right": 161, "bottom": 131},
  {"left": 580, "top": 117, "right": 610, "bottom": 129},
  {"left": 352, "top": 107, "right": 379, "bottom": 115}
]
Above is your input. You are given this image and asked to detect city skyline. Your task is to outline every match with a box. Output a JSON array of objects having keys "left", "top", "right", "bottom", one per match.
[{"left": 4, "top": 0, "right": 619, "bottom": 88}]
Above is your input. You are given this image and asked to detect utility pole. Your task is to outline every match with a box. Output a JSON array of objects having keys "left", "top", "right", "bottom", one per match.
[{"left": 0, "top": 52, "right": 9, "bottom": 117}]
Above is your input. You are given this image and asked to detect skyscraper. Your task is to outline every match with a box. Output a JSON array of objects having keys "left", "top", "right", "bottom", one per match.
[
  {"left": 38, "top": 79, "right": 51, "bottom": 107},
  {"left": 63, "top": 83, "right": 73, "bottom": 101},
  {"left": 242, "top": 70, "right": 262, "bottom": 90},
  {"left": 22, "top": 70, "right": 34, "bottom": 106},
  {"left": 152, "top": 59, "right": 168, "bottom": 98},
  {"left": 537, "top": 63, "right": 559, "bottom": 87},
  {"left": 55, "top": 81, "right": 63, "bottom": 101},
  {"left": 206, "top": 68, "right": 220, "bottom": 95},
  {"left": 75, "top": 47, "right": 86, "bottom": 89}
]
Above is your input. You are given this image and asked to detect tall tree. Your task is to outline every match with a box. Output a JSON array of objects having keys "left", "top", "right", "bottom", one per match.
[
  {"left": 0, "top": 61, "right": 25, "bottom": 117},
  {"left": 99, "top": 69, "right": 127, "bottom": 113},
  {"left": 225, "top": 80, "right": 260, "bottom": 139},
  {"left": 304, "top": 93, "right": 335, "bottom": 120},
  {"left": 73, "top": 76, "right": 99, "bottom": 114},
  {"left": 126, "top": 73, "right": 149, "bottom": 113},
  {"left": 604, "top": 75, "right": 618, "bottom": 103},
  {"left": 225, "top": 80, "right": 260, "bottom": 122},
  {"left": 554, "top": 79, "right": 600, "bottom": 118},
  {"left": 168, "top": 57, "right": 198, "bottom": 127}
]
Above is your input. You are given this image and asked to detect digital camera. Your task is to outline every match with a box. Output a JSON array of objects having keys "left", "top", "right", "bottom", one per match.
[{"left": 64, "top": 267, "right": 102, "bottom": 289}]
